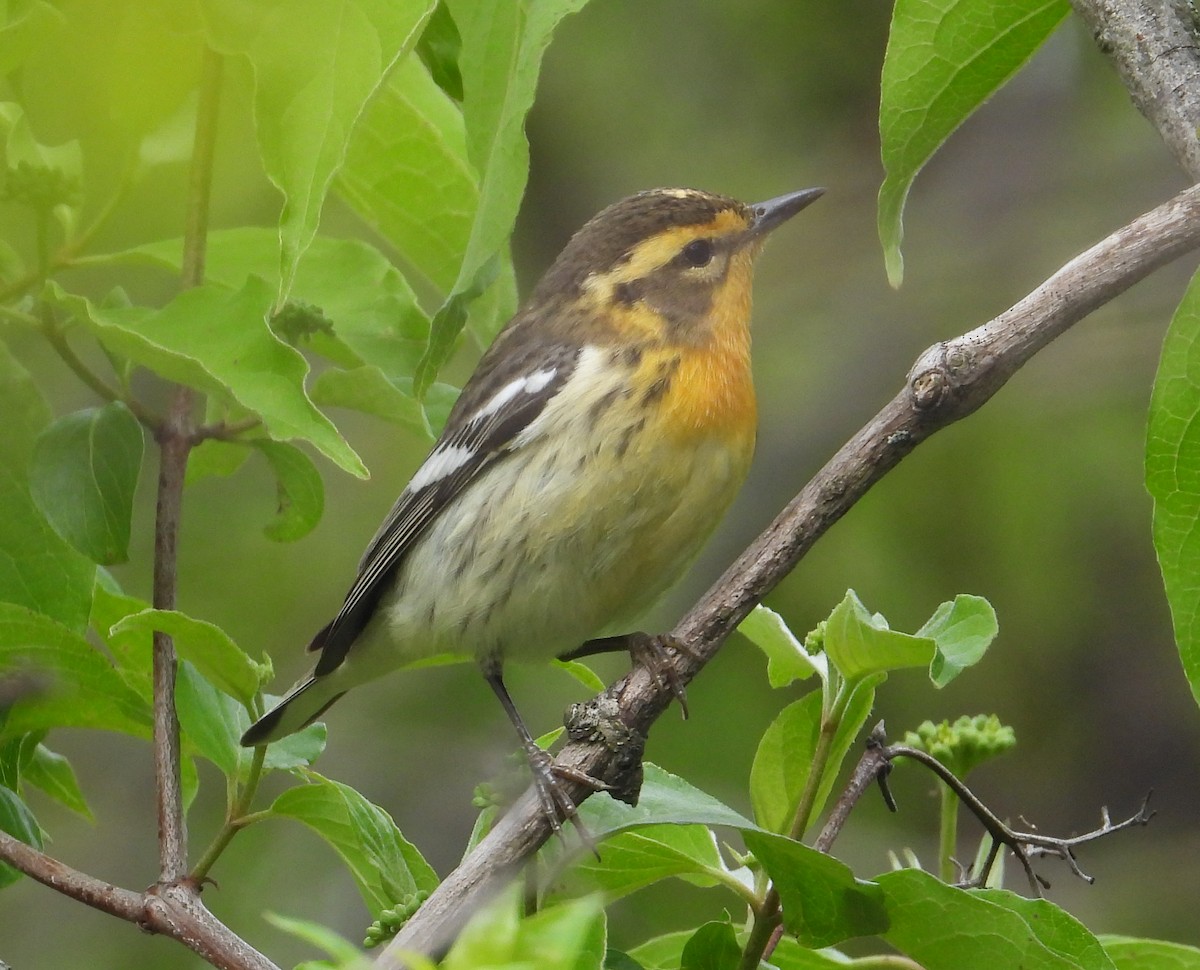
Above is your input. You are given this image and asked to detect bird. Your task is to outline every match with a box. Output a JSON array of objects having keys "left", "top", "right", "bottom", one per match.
[{"left": 241, "top": 185, "right": 824, "bottom": 825}]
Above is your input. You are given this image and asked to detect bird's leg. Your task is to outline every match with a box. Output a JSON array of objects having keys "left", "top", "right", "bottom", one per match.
[
  {"left": 561, "top": 632, "right": 693, "bottom": 719},
  {"left": 481, "top": 661, "right": 609, "bottom": 835}
]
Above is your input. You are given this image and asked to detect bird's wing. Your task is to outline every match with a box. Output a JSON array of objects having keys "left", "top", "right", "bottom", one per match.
[{"left": 310, "top": 343, "right": 579, "bottom": 676}]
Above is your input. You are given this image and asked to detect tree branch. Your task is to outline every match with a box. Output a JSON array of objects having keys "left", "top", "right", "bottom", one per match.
[
  {"left": 0, "top": 832, "right": 280, "bottom": 970},
  {"left": 1070, "top": 0, "right": 1200, "bottom": 181},
  {"left": 379, "top": 181, "right": 1200, "bottom": 966}
]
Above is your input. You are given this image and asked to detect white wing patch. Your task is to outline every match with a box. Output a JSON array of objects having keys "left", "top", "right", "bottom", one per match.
[
  {"left": 407, "top": 443, "right": 476, "bottom": 492},
  {"left": 475, "top": 367, "right": 559, "bottom": 420},
  {"left": 405, "top": 367, "right": 561, "bottom": 493}
]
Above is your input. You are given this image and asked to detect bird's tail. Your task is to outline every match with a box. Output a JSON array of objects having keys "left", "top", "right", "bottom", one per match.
[{"left": 240, "top": 675, "right": 346, "bottom": 746}]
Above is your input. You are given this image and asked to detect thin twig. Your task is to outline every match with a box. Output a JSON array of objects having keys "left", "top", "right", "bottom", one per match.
[
  {"left": 378, "top": 182, "right": 1200, "bottom": 966},
  {"left": 152, "top": 42, "right": 223, "bottom": 888}
]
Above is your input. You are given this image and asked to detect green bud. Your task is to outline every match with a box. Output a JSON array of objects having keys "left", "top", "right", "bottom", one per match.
[{"left": 902, "top": 713, "right": 1016, "bottom": 778}]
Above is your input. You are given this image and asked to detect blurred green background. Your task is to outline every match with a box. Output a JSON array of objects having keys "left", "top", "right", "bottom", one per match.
[{"left": 4, "top": 1, "right": 1199, "bottom": 966}]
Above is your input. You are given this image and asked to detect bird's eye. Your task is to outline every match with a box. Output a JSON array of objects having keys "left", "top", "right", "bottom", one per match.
[{"left": 680, "top": 238, "right": 714, "bottom": 267}]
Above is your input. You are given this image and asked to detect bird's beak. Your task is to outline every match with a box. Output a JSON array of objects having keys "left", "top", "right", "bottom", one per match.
[{"left": 746, "top": 186, "right": 826, "bottom": 239}]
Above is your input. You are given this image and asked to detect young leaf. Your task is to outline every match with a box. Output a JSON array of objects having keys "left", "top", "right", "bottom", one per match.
[
  {"left": 0, "top": 342, "right": 95, "bottom": 633},
  {"left": 823, "top": 589, "right": 935, "bottom": 682},
  {"left": 0, "top": 602, "right": 151, "bottom": 740},
  {"left": 22, "top": 744, "right": 94, "bottom": 821},
  {"left": 738, "top": 604, "right": 825, "bottom": 687},
  {"left": 0, "top": 785, "right": 43, "bottom": 888},
  {"left": 268, "top": 771, "right": 438, "bottom": 918},
  {"left": 679, "top": 921, "right": 740, "bottom": 970},
  {"left": 917, "top": 594, "right": 998, "bottom": 686},
  {"left": 48, "top": 277, "right": 367, "bottom": 477},
  {"left": 29, "top": 403, "right": 143, "bottom": 565},
  {"left": 742, "top": 830, "right": 888, "bottom": 948},
  {"left": 1147, "top": 268, "right": 1200, "bottom": 708},
  {"left": 108, "top": 608, "right": 270, "bottom": 709},
  {"left": 878, "top": 0, "right": 1069, "bottom": 285},
  {"left": 202, "top": 0, "right": 438, "bottom": 301},
  {"left": 1101, "top": 936, "right": 1200, "bottom": 970},
  {"left": 253, "top": 440, "right": 325, "bottom": 542},
  {"left": 879, "top": 868, "right": 1105, "bottom": 969}
]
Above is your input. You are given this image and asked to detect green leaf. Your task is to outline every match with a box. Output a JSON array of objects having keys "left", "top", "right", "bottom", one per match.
[
  {"left": 878, "top": 0, "right": 1069, "bottom": 285},
  {"left": 680, "top": 921, "right": 740, "bottom": 970},
  {"left": 253, "top": 440, "right": 325, "bottom": 542},
  {"left": 553, "top": 658, "right": 607, "bottom": 693},
  {"left": 202, "top": 0, "right": 437, "bottom": 301},
  {"left": 415, "top": 1, "right": 462, "bottom": 101},
  {"left": 336, "top": 53, "right": 478, "bottom": 293},
  {"left": 269, "top": 771, "right": 438, "bottom": 918},
  {"left": 824, "top": 589, "right": 934, "bottom": 682},
  {"left": 444, "top": 889, "right": 605, "bottom": 970},
  {"left": 739, "top": 604, "right": 824, "bottom": 687},
  {"left": 28, "top": 403, "right": 143, "bottom": 565},
  {"left": 750, "top": 685, "right": 880, "bottom": 836},
  {"left": 0, "top": 1, "right": 65, "bottom": 76},
  {"left": 879, "top": 869, "right": 1104, "bottom": 969},
  {"left": 1147, "top": 268, "right": 1200, "bottom": 708},
  {"left": 416, "top": 0, "right": 590, "bottom": 391},
  {"left": 572, "top": 763, "right": 756, "bottom": 840},
  {"left": 110, "top": 229, "right": 435, "bottom": 385},
  {"left": 108, "top": 608, "right": 269, "bottom": 709},
  {"left": 0, "top": 602, "right": 151, "bottom": 739},
  {"left": 974, "top": 890, "right": 1115, "bottom": 969},
  {"left": 261, "top": 721, "right": 327, "bottom": 773},
  {"left": 551, "top": 824, "right": 726, "bottom": 904},
  {"left": 917, "top": 593, "right": 998, "bottom": 686},
  {"left": 1101, "top": 936, "right": 1200, "bottom": 970},
  {"left": 414, "top": 251, "right": 502, "bottom": 398},
  {"left": 750, "top": 692, "right": 823, "bottom": 834},
  {"left": 49, "top": 276, "right": 366, "bottom": 477},
  {"left": 89, "top": 578, "right": 152, "bottom": 699},
  {"left": 627, "top": 933, "right": 691, "bottom": 970},
  {"left": 186, "top": 439, "right": 250, "bottom": 484},
  {"left": 0, "top": 784, "right": 42, "bottom": 888},
  {"left": 265, "top": 913, "right": 376, "bottom": 969},
  {"left": 0, "top": 342, "right": 95, "bottom": 632},
  {"left": 743, "top": 830, "right": 888, "bottom": 948},
  {"left": 310, "top": 365, "right": 431, "bottom": 438},
  {"left": 22, "top": 743, "right": 93, "bottom": 821},
  {"left": 176, "top": 660, "right": 242, "bottom": 777}
]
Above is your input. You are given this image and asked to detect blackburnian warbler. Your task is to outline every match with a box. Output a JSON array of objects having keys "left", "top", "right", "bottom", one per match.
[{"left": 242, "top": 186, "right": 824, "bottom": 822}]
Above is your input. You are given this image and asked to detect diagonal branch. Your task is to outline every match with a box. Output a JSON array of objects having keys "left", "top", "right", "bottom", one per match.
[
  {"left": 0, "top": 832, "right": 280, "bottom": 970},
  {"left": 1070, "top": 0, "right": 1200, "bottom": 182},
  {"left": 378, "top": 181, "right": 1200, "bottom": 966}
]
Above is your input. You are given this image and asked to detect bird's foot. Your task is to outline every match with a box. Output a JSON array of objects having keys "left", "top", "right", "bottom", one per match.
[
  {"left": 626, "top": 632, "right": 693, "bottom": 719},
  {"left": 523, "top": 742, "right": 610, "bottom": 847}
]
